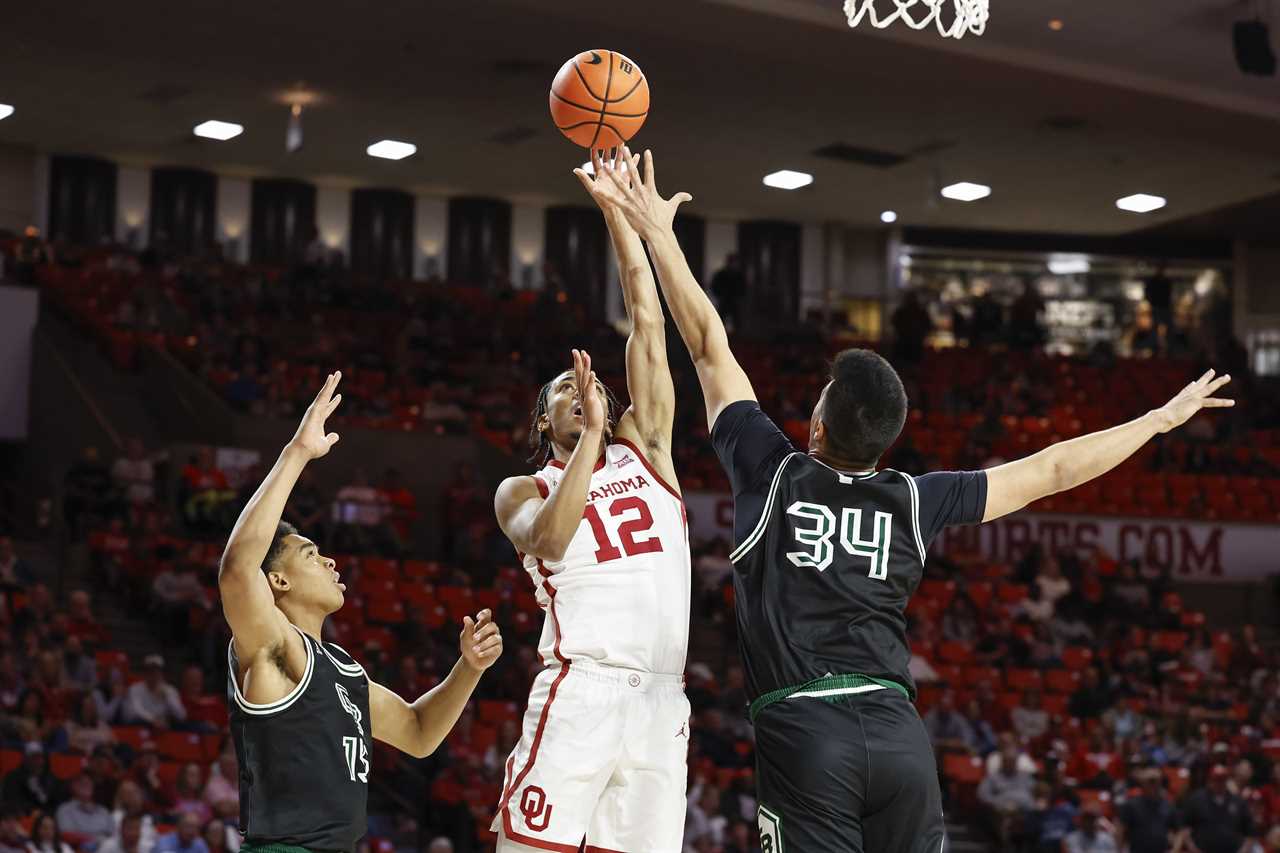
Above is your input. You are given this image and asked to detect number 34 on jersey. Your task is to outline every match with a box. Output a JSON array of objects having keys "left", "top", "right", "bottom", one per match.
[{"left": 785, "top": 501, "right": 893, "bottom": 578}]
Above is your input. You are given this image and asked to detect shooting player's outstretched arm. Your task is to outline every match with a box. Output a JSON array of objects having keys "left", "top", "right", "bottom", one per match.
[
  {"left": 983, "top": 370, "right": 1233, "bottom": 521},
  {"left": 601, "top": 147, "right": 755, "bottom": 432},
  {"left": 495, "top": 350, "right": 607, "bottom": 561},
  {"left": 575, "top": 149, "right": 677, "bottom": 486}
]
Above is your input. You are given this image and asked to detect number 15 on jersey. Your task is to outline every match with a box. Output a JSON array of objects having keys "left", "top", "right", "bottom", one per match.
[{"left": 785, "top": 501, "right": 892, "bottom": 578}]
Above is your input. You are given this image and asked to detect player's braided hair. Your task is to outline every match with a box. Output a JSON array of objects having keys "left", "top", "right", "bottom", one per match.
[{"left": 526, "top": 375, "right": 623, "bottom": 466}]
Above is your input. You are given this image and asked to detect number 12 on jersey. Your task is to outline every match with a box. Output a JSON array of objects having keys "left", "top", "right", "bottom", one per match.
[{"left": 785, "top": 501, "right": 892, "bottom": 578}]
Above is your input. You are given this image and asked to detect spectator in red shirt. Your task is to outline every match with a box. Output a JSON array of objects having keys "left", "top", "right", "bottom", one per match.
[{"left": 178, "top": 449, "right": 232, "bottom": 531}]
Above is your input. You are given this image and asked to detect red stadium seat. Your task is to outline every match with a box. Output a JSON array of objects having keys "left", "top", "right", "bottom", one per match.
[
  {"left": 1041, "top": 694, "right": 1069, "bottom": 716},
  {"left": 0, "top": 750, "right": 20, "bottom": 775},
  {"left": 1005, "top": 669, "right": 1043, "bottom": 691},
  {"left": 112, "top": 726, "right": 151, "bottom": 751},
  {"left": 1164, "top": 766, "right": 1191, "bottom": 797},
  {"left": 1061, "top": 647, "right": 1094, "bottom": 670},
  {"left": 917, "top": 580, "right": 956, "bottom": 608},
  {"left": 156, "top": 731, "right": 208, "bottom": 763},
  {"left": 1075, "top": 789, "right": 1113, "bottom": 817},
  {"left": 50, "top": 753, "right": 87, "bottom": 779},
  {"left": 95, "top": 649, "right": 130, "bottom": 674},
  {"left": 997, "top": 583, "right": 1028, "bottom": 604},
  {"left": 942, "top": 753, "right": 985, "bottom": 785},
  {"left": 937, "top": 642, "right": 974, "bottom": 665},
  {"left": 966, "top": 582, "right": 993, "bottom": 610},
  {"left": 964, "top": 666, "right": 1002, "bottom": 688},
  {"left": 1045, "top": 670, "right": 1080, "bottom": 693},
  {"left": 366, "top": 597, "right": 406, "bottom": 625}
]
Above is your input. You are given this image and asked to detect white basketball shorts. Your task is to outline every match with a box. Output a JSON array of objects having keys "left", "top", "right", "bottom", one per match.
[{"left": 492, "top": 659, "right": 691, "bottom": 852}]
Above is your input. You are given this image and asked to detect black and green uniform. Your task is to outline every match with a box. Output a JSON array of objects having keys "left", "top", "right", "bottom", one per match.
[
  {"left": 228, "top": 625, "right": 371, "bottom": 853},
  {"left": 711, "top": 402, "right": 988, "bottom": 853}
]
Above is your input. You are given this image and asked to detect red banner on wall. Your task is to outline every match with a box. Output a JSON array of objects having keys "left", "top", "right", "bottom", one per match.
[{"left": 682, "top": 492, "right": 1279, "bottom": 582}]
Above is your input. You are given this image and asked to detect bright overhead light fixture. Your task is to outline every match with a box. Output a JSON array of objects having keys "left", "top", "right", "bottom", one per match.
[
  {"left": 880, "top": 210, "right": 898, "bottom": 224},
  {"left": 941, "top": 182, "right": 991, "bottom": 202},
  {"left": 193, "top": 120, "right": 243, "bottom": 141},
  {"left": 0, "top": 104, "right": 13, "bottom": 121},
  {"left": 367, "top": 140, "right": 416, "bottom": 160},
  {"left": 1048, "top": 254, "right": 1091, "bottom": 275},
  {"left": 1116, "top": 193, "right": 1166, "bottom": 213},
  {"left": 762, "top": 170, "right": 813, "bottom": 190}
]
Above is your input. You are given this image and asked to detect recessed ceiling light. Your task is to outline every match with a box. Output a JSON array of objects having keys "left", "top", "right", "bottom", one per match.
[
  {"left": 193, "top": 120, "right": 243, "bottom": 141},
  {"left": 940, "top": 182, "right": 991, "bottom": 202},
  {"left": 880, "top": 210, "right": 898, "bottom": 224},
  {"left": 1116, "top": 193, "right": 1166, "bottom": 213},
  {"left": 0, "top": 104, "right": 13, "bottom": 121},
  {"left": 762, "top": 170, "right": 813, "bottom": 190},
  {"left": 1048, "top": 254, "right": 1090, "bottom": 275},
  {"left": 1048, "top": 19, "right": 1064, "bottom": 31},
  {"left": 367, "top": 140, "right": 416, "bottom": 160}
]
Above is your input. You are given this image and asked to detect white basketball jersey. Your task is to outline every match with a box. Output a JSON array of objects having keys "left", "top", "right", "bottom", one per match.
[{"left": 522, "top": 440, "right": 691, "bottom": 676}]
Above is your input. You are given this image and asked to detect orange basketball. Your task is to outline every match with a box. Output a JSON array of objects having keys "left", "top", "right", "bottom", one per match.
[{"left": 549, "top": 49, "right": 649, "bottom": 149}]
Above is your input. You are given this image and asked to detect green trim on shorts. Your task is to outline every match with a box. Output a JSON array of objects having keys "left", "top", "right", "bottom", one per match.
[
  {"left": 748, "top": 673, "right": 910, "bottom": 723},
  {"left": 239, "top": 843, "right": 319, "bottom": 853}
]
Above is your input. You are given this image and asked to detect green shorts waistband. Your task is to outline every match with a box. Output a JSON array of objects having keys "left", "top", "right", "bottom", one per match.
[
  {"left": 241, "top": 843, "right": 324, "bottom": 853},
  {"left": 749, "top": 673, "right": 910, "bottom": 722}
]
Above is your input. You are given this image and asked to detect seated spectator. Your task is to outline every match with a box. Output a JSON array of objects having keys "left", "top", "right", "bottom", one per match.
[
  {"left": 684, "top": 783, "right": 728, "bottom": 851},
  {"left": 0, "top": 538, "right": 34, "bottom": 589},
  {"left": 62, "top": 635, "right": 98, "bottom": 692},
  {"left": 112, "top": 439, "right": 157, "bottom": 508},
  {"left": 93, "top": 667, "right": 128, "bottom": 726},
  {"left": 110, "top": 780, "right": 157, "bottom": 853},
  {"left": 202, "top": 747, "right": 239, "bottom": 820},
  {"left": 1069, "top": 667, "right": 1112, "bottom": 720},
  {"left": 152, "top": 566, "right": 210, "bottom": 645},
  {"left": 1011, "top": 690, "right": 1050, "bottom": 741},
  {"left": 331, "top": 468, "right": 394, "bottom": 554},
  {"left": 123, "top": 656, "right": 187, "bottom": 728},
  {"left": 1181, "top": 765, "right": 1255, "bottom": 853},
  {"left": 98, "top": 814, "right": 148, "bottom": 853},
  {"left": 924, "top": 690, "right": 976, "bottom": 753},
  {"left": 1062, "top": 804, "right": 1118, "bottom": 853},
  {"left": 965, "top": 698, "right": 998, "bottom": 757},
  {"left": 179, "top": 449, "right": 233, "bottom": 531},
  {"left": 55, "top": 774, "right": 115, "bottom": 842},
  {"left": 694, "top": 539, "right": 733, "bottom": 596},
  {"left": 199, "top": 819, "right": 237, "bottom": 853},
  {"left": 87, "top": 744, "right": 121, "bottom": 808},
  {"left": 985, "top": 732, "right": 1038, "bottom": 777},
  {"left": 0, "top": 690, "right": 49, "bottom": 745},
  {"left": 64, "top": 447, "right": 116, "bottom": 536},
  {"left": 284, "top": 469, "right": 328, "bottom": 542},
  {"left": 65, "top": 693, "right": 115, "bottom": 755},
  {"left": 1030, "top": 783, "right": 1078, "bottom": 853},
  {"left": 1117, "top": 767, "right": 1180, "bottom": 853},
  {"left": 2, "top": 743, "right": 63, "bottom": 812},
  {"left": 24, "top": 814, "right": 73, "bottom": 853},
  {"left": 1035, "top": 554, "right": 1071, "bottom": 607},
  {"left": 0, "top": 809, "right": 26, "bottom": 853},
  {"left": 167, "top": 763, "right": 212, "bottom": 824},
  {"left": 978, "top": 746, "right": 1036, "bottom": 851},
  {"left": 153, "top": 814, "right": 208, "bottom": 853},
  {"left": 424, "top": 840, "right": 452, "bottom": 853}
]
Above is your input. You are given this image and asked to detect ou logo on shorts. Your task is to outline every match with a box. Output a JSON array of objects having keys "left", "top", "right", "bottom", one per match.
[{"left": 520, "top": 785, "right": 553, "bottom": 832}]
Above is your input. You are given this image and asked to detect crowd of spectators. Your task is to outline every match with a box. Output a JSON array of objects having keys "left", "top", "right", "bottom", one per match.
[{"left": 2, "top": 240, "right": 1278, "bottom": 852}]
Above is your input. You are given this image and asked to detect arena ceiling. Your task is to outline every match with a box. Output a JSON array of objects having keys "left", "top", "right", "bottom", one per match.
[{"left": 1, "top": 0, "right": 1278, "bottom": 237}]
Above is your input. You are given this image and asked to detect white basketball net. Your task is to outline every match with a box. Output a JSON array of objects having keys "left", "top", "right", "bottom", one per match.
[{"left": 843, "top": 0, "right": 989, "bottom": 39}]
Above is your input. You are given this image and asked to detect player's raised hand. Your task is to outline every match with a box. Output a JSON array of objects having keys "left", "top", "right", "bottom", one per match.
[
  {"left": 573, "top": 147, "right": 637, "bottom": 214},
  {"left": 289, "top": 371, "right": 343, "bottom": 459},
  {"left": 460, "top": 609, "right": 503, "bottom": 672},
  {"left": 601, "top": 146, "right": 692, "bottom": 242},
  {"left": 572, "top": 348, "right": 606, "bottom": 434},
  {"left": 1152, "top": 369, "right": 1234, "bottom": 434}
]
